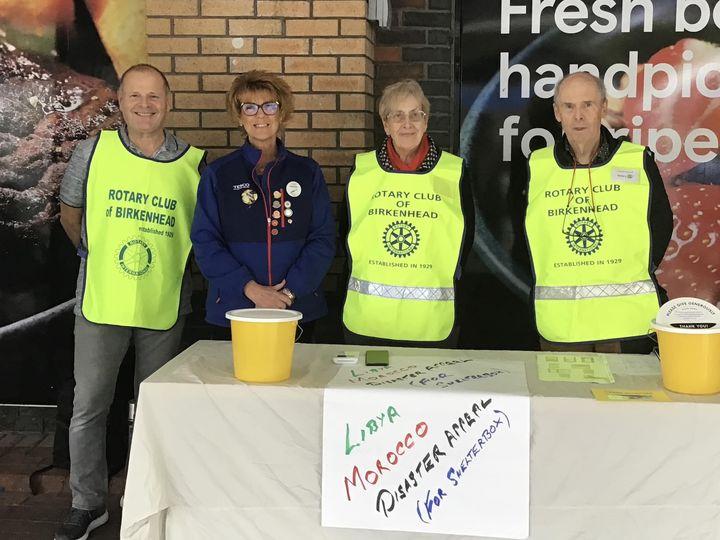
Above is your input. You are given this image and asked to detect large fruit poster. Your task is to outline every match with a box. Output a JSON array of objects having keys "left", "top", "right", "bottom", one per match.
[
  {"left": 0, "top": 0, "right": 145, "bottom": 403},
  {"left": 460, "top": 0, "right": 720, "bottom": 308}
]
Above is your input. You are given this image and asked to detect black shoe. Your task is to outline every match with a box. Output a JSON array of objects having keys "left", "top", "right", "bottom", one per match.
[{"left": 54, "top": 506, "right": 109, "bottom": 540}]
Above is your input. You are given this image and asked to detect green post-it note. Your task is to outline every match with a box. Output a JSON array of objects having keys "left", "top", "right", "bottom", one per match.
[{"left": 537, "top": 353, "right": 615, "bottom": 384}]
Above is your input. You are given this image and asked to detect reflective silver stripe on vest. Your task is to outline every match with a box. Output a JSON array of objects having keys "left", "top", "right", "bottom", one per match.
[
  {"left": 535, "top": 280, "right": 656, "bottom": 300},
  {"left": 348, "top": 277, "right": 454, "bottom": 301}
]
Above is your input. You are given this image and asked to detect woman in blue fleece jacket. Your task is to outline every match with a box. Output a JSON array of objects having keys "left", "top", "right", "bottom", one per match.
[{"left": 191, "top": 71, "right": 335, "bottom": 341}]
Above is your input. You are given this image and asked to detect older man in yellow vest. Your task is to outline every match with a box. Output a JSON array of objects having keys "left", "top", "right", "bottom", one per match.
[
  {"left": 56, "top": 64, "right": 205, "bottom": 540},
  {"left": 524, "top": 72, "right": 672, "bottom": 353}
]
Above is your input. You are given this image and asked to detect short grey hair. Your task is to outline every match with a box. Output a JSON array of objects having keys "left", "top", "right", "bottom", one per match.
[
  {"left": 553, "top": 72, "right": 606, "bottom": 104},
  {"left": 378, "top": 79, "right": 430, "bottom": 120},
  {"left": 119, "top": 64, "right": 171, "bottom": 95}
]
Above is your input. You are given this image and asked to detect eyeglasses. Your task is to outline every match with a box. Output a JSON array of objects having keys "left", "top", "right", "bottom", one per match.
[
  {"left": 385, "top": 109, "right": 427, "bottom": 124},
  {"left": 240, "top": 101, "right": 280, "bottom": 116}
]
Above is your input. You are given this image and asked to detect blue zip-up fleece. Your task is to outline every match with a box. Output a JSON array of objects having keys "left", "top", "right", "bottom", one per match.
[{"left": 191, "top": 139, "right": 336, "bottom": 326}]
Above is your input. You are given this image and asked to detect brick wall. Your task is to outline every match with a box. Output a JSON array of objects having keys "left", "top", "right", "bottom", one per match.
[
  {"left": 374, "top": 0, "right": 456, "bottom": 150},
  {"left": 145, "top": 0, "right": 375, "bottom": 291}
]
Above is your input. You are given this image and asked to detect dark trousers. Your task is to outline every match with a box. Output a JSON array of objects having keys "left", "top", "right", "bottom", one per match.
[{"left": 539, "top": 336, "right": 654, "bottom": 354}]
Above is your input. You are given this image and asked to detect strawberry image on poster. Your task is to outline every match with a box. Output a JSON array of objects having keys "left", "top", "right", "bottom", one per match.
[
  {"left": 659, "top": 184, "right": 720, "bottom": 306},
  {"left": 621, "top": 38, "right": 720, "bottom": 307}
]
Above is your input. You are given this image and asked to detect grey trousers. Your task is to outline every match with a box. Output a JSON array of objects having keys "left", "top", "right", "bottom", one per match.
[{"left": 69, "top": 314, "right": 185, "bottom": 510}]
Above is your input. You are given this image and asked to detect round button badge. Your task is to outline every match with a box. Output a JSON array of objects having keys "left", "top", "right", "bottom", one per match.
[
  {"left": 286, "top": 181, "right": 301, "bottom": 197},
  {"left": 240, "top": 189, "right": 257, "bottom": 205}
]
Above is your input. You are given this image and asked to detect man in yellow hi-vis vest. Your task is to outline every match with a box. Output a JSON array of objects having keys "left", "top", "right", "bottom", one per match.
[
  {"left": 525, "top": 72, "right": 672, "bottom": 353},
  {"left": 56, "top": 65, "right": 205, "bottom": 540}
]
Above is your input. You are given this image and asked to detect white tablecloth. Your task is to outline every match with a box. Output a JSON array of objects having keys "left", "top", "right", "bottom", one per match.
[{"left": 120, "top": 342, "right": 720, "bottom": 540}]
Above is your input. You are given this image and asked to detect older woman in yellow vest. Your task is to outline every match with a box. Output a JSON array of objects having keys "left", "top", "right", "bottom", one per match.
[{"left": 342, "top": 80, "right": 474, "bottom": 347}]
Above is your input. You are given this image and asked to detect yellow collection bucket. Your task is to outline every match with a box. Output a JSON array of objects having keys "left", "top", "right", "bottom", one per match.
[
  {"left": 651, "top": 321, "right": 720, "bottom": 395},
  {"left": 225, "top": 309, "right": 302, "bottom": 382}
]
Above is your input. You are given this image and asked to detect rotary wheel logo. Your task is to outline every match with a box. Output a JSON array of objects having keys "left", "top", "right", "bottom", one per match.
[
  {"left": 565, "top": 217, "right": 603, "bottom": 256},
  {"left": 117, "top": 238, "right": 154, "bottom": 277},
  {"left": 382, "top": 220, "right": 420, "bottom": 258}
]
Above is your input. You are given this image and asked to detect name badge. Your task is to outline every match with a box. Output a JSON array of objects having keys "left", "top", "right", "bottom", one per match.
[{"left": 611, "top": 168, "right": 639, "bottom": 183}]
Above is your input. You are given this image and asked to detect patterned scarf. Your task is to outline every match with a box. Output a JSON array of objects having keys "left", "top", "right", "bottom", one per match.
[{"left": 377, "top": 134, "right": 440, "bottom": 172}]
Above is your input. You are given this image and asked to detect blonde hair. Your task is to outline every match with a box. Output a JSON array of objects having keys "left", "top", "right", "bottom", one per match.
[
  {"left": 378, "top": 79, "right": 430, "bottom": 120},
  {"left": 227, "top": 70, "right": 294, "bottom": 132}
]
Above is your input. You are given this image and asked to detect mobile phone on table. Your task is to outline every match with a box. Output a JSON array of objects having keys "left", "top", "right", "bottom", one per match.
[{"left": 365, "top": 350, "right": 389, "bottom": 366}]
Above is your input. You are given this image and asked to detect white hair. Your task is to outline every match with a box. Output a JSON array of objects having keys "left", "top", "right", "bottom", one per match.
[{"left": 553, "top": 72, "right": 607, "bottom": 103}]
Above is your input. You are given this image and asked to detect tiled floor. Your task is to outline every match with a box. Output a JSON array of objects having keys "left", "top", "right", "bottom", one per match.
[
  {"left": 0, "top": 492, "right": 122, "bottom": 539},
  {"left": 0, "top": 431, "right": 123, "bottom": 539}
]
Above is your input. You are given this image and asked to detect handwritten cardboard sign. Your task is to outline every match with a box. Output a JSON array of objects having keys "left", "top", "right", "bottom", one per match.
[{"left": 321, "top": 356, "right": 530, "bottom": 538}]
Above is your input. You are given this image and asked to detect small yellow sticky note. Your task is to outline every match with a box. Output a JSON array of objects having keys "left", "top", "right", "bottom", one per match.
[
  {"left": 537, "top": 353, "right": 615, "bottom": 384},
  {"left": 592, "top": 389, "right": 671, "bottom": 402}
]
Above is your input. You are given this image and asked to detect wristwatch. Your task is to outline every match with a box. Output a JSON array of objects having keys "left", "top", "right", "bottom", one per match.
[{"left": 281, "top": 287, "right": 295, "bottom": 303}]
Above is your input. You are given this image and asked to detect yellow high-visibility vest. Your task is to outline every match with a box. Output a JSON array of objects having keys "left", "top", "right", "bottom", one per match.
[
  {"left": 343, "top": 150, "right": 465, "bottom": 341},
  {"left": 525, "top": 141, "right": 660, "bottom": 343},
  {"left": 82, "top": 130, "right": 204, "bottom": 329}
]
